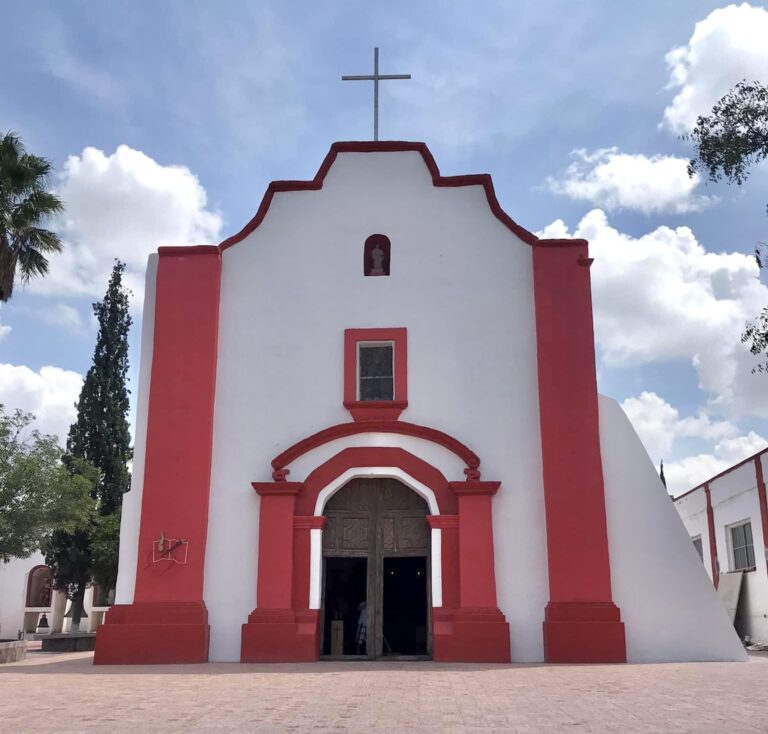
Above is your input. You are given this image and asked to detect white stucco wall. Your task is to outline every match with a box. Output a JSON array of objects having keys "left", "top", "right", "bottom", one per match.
[
  {"left": 0, "top": 553, "right": 106, "bottom": 638},
  {"left": 675, "top": 487, "right": 712, "bottom": 578},
  {"left": 600, "top": 396, "right": 746, "bottom": 662},
  {"left": 710, "top": 459, "right": 768, "bottom": 642},
  {"left": 204, "top": 150, "right": 549, "bottom": 662},
  {"left": 675, "top": 452, "right": 768, "bottom": 644},
  {"left": 114, "top": 254, "right": 158, "bottom": 605}
]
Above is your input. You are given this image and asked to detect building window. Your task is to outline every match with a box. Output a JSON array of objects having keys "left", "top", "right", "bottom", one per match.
[
  {"left": 729, "top": 521, "right": 755, "bottom": 571},
  {"left": 344, "top": 328, "right": 407, "bottom": 421},
  {"left": 692, "top": 536, "right": 703, "bottom": 561},
  {"left": 363, "top": 234, "right": 391, "bottom": 276},
  {"left": 358, "top": 343, "right": 394, "bottom": 400}
]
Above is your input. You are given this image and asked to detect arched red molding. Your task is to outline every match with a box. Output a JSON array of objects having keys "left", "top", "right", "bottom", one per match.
[
  {"left": 218, "top": 141, "right": 587, "bottom": 252},
  {"left": 294, "top": 446, "right": 457, "bottom": 515},
  {"left": 270, "top": 420, "right": 481, "bottom": 482}
]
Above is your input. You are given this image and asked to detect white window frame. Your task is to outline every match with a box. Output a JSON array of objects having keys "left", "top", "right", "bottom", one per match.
[
  {"left": 356, "top": 340, "right": 395, "bottom": 401},
  {"left": 726, "top": 519, "right": 756, "bottom": 572}
]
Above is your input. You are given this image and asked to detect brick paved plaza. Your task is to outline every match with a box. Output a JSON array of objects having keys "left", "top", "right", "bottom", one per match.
[{"left": 1, "top": 650, "right": 767, "bottom": 733}]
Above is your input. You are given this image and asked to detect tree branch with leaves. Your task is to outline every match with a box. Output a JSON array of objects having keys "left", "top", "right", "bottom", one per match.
[{"left": 687, "top": 80, "right": 768, "bottom": 372}]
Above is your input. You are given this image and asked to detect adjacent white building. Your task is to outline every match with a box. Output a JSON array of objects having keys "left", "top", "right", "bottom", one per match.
[
  {"left": 674, "top": 447, "right": 768, "bottom": 644},
  {"left": 0, "top": 553, "right": 110, "bottom": 640}
]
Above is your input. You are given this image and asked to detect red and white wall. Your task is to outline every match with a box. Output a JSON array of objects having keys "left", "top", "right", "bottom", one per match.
[
  {"left": 675, "top": 449, "right": 768, "bottom": 645},
  {"left": 100, "top": 142, "right": 745, "bottom": 664}
]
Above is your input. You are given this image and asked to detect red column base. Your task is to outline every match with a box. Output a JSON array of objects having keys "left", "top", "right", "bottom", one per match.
[
  {"left": 432, "top": 607, "right": 511, "bottom": 663},
  {"left": 240, "top": 609, "right": 320, "bottom": 663},
  {"left": 94, "top": 601, "right": 209, "bottom": 664},
  {"left": 543, "top": 601, "right": 626, "bottom": 663}
]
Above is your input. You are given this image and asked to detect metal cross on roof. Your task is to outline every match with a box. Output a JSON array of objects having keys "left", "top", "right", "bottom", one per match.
[{"left": 342, "top": 48, "right": 411, "bottom": 141}]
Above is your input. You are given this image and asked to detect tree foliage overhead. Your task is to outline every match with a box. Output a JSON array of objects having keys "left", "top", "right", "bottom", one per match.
[
  {"left": 687, "top": 80, "right": 768, "bottom": 373},
  {"left": 0, "top": 131, "right": 63, "bottom": 302},
  {"left": 687, "top": 81, "right": 768, "bottom": 194},
  {"left": 0, "top": 406, "right": 93, "bottom": 563},
  {"left": 66, "top": 260, "right": 133, "bottom": 515}
]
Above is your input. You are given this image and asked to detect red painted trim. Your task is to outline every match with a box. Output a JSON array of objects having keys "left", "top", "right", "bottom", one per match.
[
  {"left": 158, "top": 245, "right": 220, "bottom": 257},
  {"left": 133, "top": 247, "right": 221, "bottom": 604},
  {"left": 705, "top": 484, "right": 720, "bottom": 589},
  {"left": 343, "top": 327, "right": 407, "bottom": 421},
  {"left": 449, "top": 481, "right": 500, "bottom": 497},
  {"left": 674, "top": 445, "right": 768, "bottom": 500},
  {"left": 271, "top": 420, "right": 481, "bottom": 482},
  {"left": 426, "top": 515, "right": 458, "bottom": 529},
  {"left": 756, "top": 457, "right": 768, "bottom": 576},
  {"left": 218, "top": 141, "right": 586, "bottom": 252},
  {"left": 252, "top": 482, "right": 302, "bottom": 497},
  {"left": 533, "top": 237, "right": 625, "bottom": 663},
  {"left": 94, "top": 602, "right": 209, "bottom": 664},
  {"left": 297, "top": 446, "right": 457, "bottom": 515},
  {"left": 293, "top": 516, "right": 327, "bottom": 530}
]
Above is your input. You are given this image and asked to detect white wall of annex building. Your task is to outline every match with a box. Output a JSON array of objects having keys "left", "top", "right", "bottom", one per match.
[
  {"left": 204, "top": 150, "right": 549, "bottom": 662},
  {"left": 676, "top": 454, "right": 768, "bottom": 644}
]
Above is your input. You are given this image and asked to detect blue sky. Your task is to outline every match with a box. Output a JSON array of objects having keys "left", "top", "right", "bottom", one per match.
[{"left": 1, "top": 0, "right": 767, "bottom": 494}]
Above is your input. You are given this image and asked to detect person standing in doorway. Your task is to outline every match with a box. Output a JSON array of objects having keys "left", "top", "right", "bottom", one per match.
[{"left": 356, "top": 601, "right": 367, "bottom": 654}]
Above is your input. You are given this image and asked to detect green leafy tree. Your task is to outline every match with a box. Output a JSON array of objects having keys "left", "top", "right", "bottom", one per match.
[
  {"left": 687, "top": 80, "right": 768, "bottom": 371},
  {"left": 0, "top": 132, "right": 64, "bottom": 302},
  {"left": 45, "top": 261, "right": 132, "bottom": 631},
  {"left": 0, "top": 407, "right": 93, "bottom": 563}
]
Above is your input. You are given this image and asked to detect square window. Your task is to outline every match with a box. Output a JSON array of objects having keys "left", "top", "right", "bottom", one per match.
[
  {"left": 343, "top": 328, "right": 408, "bottom": 421},
  {"left": 729, "top": 521, "right": 755, "bottom": 571},
  {"left": 358, "top": 343, "right": 394, "bottom": 401}
]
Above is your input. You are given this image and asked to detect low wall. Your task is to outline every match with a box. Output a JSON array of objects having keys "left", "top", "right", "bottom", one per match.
[{"left": 0, "top": 640, "right": 27, "bottom": 664}]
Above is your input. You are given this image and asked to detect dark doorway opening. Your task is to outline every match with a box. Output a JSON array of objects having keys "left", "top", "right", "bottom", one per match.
[
  {"left": 382, "top": 556, "right": 428, "bottom": 656},
  {"left": 322, "top": 557, "right": 368, "bottom": 656}
]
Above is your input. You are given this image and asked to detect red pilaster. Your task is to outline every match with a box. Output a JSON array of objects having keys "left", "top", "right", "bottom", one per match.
[
  {"left": 756, "top": 458, "right": 768, "bottom": 577},
  {"left": 705, "top": 484, "right": 720, "bottom": 589},
  {"left": 95, "top": 246, "right": 221, "bottom": 665},
  {"left": 433, "top": 482, "right": 510, "bottom": 663},
  {"left": 241, "top": 484, "right": 319, "bottom": 662},
  {"left": 533, "top": 242, "right": 626, "bottom": 663}
]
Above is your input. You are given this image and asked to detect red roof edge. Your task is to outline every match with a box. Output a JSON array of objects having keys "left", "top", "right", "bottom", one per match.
[
  {"left": 673, "top": 445, "right": 768, "bottom": 501},
  {"left": 217, "top": 141, "right": 585, "bottom": 252}
]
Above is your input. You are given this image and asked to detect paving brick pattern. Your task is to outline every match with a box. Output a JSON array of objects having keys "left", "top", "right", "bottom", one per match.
[{"left": 1, "top": 652, "right": 766, "bottom": 733}]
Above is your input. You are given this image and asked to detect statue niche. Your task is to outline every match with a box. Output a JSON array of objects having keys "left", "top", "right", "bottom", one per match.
[{"left": 363, "top": 234, "right": 391, "bottom": 277}]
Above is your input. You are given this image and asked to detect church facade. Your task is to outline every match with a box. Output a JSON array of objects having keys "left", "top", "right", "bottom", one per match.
[{"left": 95, "top": 142, "right": 745, "bottom": 664}]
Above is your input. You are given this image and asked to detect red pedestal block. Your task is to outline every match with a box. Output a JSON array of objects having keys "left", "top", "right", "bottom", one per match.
[
  {"left": 542, "top": 602, "right": 626, "bottom": 664},
  {"left": 432, "top": 607, "right": 511, "bottom": 663},
  {"left": 94, "top": 602, "right": 210, "bottom": 664},
  {"left": 240, "top": 609, "right": 320, "bottom": 663}
]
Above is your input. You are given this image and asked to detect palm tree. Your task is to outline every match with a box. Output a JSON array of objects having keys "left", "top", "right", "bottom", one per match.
[{"left": 0, "top": 132, "right": 63, "bottom": 302}]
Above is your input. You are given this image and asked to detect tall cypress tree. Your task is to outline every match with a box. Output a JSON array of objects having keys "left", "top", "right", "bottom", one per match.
[
  {"left": 45, "top": 261, "right": 132, "bottom": 631},
  {"left": 67, "top": 260, "right": 132, "bottom": 515}
]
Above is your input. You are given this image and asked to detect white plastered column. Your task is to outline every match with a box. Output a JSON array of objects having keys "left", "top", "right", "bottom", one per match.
[{"left": 308, "top": 466, "right": 442, "bottom": 610}]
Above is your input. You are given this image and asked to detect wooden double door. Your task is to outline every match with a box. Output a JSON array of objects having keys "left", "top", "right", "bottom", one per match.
[{"left": 321, "top": 478, "right": 431, "bottom": 659}]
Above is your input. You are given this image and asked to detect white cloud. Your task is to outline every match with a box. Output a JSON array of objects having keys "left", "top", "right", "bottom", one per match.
[
  {"left": 539, "top": 209, "right": 768, "bottom": 416},
  {"left": 0, "top": 364, "right": 83, "bottom": 444},
  {"left": 36, "top": 304, "right": 86, "bottom": 334},
  {"left": 27, "top": 145, "right": 222, "bottom": 305},
  {"left": 622, "top": 391, "right": 737, "bottom": 461},
  {"left": 621, "top": 391, "right": 767, "bottom": 495},
  {"left": 546, "top": 148, "right": 713, "bottom": 214},
  {"left": 666, "top": 433, "right": 767, "bottom": 496},
  {"left": 0, "top": 323, "right": 10, "bottom": 342},
  {"left": 663, "top": 3, "right": 768, "bottom": 133}
]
